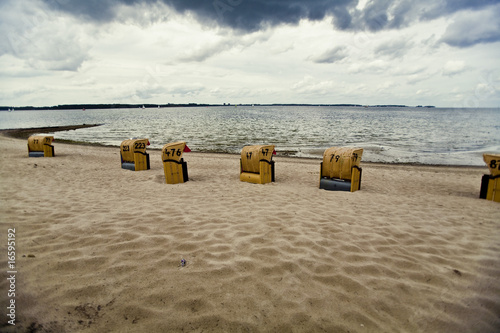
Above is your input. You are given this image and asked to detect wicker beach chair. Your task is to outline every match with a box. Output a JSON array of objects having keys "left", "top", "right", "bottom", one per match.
[
  {"left": 480, "top": 153, "right": 500, "bottom": 202},
  {"left": 28, "top": 135, "right": 54, "bottom": 157},
  {"left": 162, "top": 141, "right": 191, "bottom": 184},
  {"left": 120, "top": 138, "right": 150, "bottom": 171},
  {"left": 319, "top": 147, "right": 363, "bottom": 192},
  {"left": 240, "top": 145, "right": 276, "bottom": 184}
]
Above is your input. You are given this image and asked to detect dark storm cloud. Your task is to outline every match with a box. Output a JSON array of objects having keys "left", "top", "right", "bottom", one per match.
[
  {"left": 43, "top": 0, "right": 500, "bottom": 34},
  {"left": 44, "top": 0, "right": 120, "bottom": 21},
  {"left": 440, "top": 4, "right": 500, "bottom": 47},
  {"left": 44, "top": 0, "right": 353, "bottom": 31},
  {"left": 420, "top": 0, "right": 500, "bottom": 19}
]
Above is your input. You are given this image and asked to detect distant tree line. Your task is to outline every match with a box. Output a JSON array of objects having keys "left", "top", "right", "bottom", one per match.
[
  {"left": 1, "top": 103, "right": 433, "bottom": 111},
  {"left": 0, "top": 103, "right": 213, "bottom": 111}
]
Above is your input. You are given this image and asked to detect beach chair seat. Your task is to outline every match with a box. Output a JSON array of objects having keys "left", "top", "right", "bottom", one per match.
[
  {"left": 28, "top": 135, "right": 54, "bottom": 157},
  {"left": 480, "top": 153, "right": 500, "bottom": 202},
  {"left": 319, "top": 147, "right": 363, "bottom": 192},
  {"left": 162, "top": 141, "right": 191, "bottom": 184},
  {"left": 240, "top": 145, "right": 275, "bottom": 184},
  {"left": 120, "top": 138, "right": 150, "bottom": 171}
]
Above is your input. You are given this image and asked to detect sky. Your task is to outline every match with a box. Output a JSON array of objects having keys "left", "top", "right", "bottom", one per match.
[{"left": 0, "top": 0, "right": 499, "bottom": 108}]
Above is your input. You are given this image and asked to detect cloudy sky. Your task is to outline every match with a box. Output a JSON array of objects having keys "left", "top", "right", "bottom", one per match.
[{"left": 1, "top": 0, "right": 499, "bottom": 107}]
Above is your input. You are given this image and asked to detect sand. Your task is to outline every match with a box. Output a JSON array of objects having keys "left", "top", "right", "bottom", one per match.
[{"left": 0, "top": 133, "right": 499, "bottom": 332}]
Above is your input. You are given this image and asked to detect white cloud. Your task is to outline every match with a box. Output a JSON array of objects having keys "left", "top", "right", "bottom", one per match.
[
  {"left": 348, "top": 59, "right": 390, "bottom": 74},
  {"left": 177, "top": 29, "right": 272, "bottom": 62},
  {"left": 0, "top": 0, "right": 95, "bottom": 71},
  {"left": 309, "top": 46, "right": 348, "bottom": 64},
  {"left": 374, "top": 38, "right": 413, "bottom": 58},
  {"left": 442, "top": 60, "right": 466, "bottom": 77}
]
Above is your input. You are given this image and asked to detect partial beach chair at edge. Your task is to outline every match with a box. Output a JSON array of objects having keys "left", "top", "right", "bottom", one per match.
[
  {"left": 240, "top": 144, "right": 276, "bottom": 184},
  {"left": 480, "top": 153, "right": 500, "bottom": 202},
  {"left": 319, "top": 147, "right": 363, "bottom": 192}
]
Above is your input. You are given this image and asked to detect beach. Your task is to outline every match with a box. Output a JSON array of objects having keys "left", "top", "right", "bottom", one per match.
[{"left": 0, "top": 133, "right": 499, "bottom": 332}]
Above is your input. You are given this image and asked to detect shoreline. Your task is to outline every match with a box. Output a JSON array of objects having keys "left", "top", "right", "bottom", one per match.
[
  {"left": 0, "top": 124, "right": 102, "bottom": 139},
  {"left": 0, "top": 125, "right": 487, "bottom": 169}
]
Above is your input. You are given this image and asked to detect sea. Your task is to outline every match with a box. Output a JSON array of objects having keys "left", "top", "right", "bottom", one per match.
[{"left": 1, "top": 106, "right": 499, "bottom": 166}]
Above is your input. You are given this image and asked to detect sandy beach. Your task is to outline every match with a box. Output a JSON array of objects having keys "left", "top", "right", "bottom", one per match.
[{"left": 0, "top": 132, "right": 499, "bottom": 332}]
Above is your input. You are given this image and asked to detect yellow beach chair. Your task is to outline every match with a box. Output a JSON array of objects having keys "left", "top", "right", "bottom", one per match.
[
  {"left": 162, "top": 141, "right": 191, "bottom": 184},
  {"left": 319, "top": 147, "right": 363, "bottom": 192},
  {"left": 120, "top": 138, "right": 150, "bottom": 171},
  {"left": 480, "top": 153, "right": 500, "bottom": 202},
  {"left": 240, "top": 145, "right": 276, "bottom": 184},
  {"left": 28, "top": 135, "right": 54, "bottom": 157}
]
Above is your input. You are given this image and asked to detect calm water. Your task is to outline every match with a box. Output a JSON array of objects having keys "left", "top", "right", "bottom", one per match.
[{"left": 1, "top": 106, "right": 499, "bottom": 165}]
